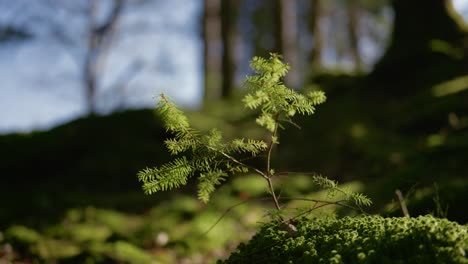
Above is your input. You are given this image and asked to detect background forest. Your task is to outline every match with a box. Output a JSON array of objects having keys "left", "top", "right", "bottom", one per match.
[{"left": 0, "top": 0, "right": 467, "bottom": 263}]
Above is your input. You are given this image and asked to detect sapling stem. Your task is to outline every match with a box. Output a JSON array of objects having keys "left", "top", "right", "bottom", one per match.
[{"left": 266, "top": 113, "right": 281, "bottom": 211}]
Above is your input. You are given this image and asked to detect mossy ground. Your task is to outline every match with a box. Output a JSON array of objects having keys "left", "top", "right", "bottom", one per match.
[{"left": 223, "top": 215, "right": 468, "bottom": 264}]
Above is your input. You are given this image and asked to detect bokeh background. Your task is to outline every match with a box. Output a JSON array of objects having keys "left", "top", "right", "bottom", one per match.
[{"left": 1, "top": 0, "right": 467, "bottom": 263}]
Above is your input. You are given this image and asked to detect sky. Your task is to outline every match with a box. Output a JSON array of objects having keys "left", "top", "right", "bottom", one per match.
[{"left": 0, "top": 0, "right": 467, "bottom": 134}]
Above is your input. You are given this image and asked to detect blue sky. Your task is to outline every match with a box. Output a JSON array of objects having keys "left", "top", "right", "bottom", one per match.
[{"left": 0, "top": 0, "right": 467, "bottom": 134}]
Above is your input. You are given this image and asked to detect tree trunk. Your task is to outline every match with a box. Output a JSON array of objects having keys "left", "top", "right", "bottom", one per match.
[
  {"left": 221, "top": 0, "right": 240, "bottom": 99},
  {"left": 346, "top": 0, "right": 362, "bottom": 72},
  {"left": 309, "top": 0, "right": 323, "bottom": 71},
  {"left": 277, "top": 0, "right": 299, "bottom": 88},
  {"left": 203, "top": 0, "right": 222, "bottom": 102}
]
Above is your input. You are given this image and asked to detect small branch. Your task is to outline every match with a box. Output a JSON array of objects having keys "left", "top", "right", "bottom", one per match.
[
  {"left": 217, "top": 150, "right": 281, "bottom": 213},
  {"left": 281, "top": 197, "right": 364, "bottom": 212},
  {"left": 395, "top": 189, "right": 410, "bottom": 217},
  {"left": 281, "top": 198, "right": 365, "bottom": 225},
  {"left": 217, "top": 149, "right": 267, "bottom": 178},
  {"left": 284, "top": 118, "right": 302, "bottom": 129},
  {"left": 200, "top": 197, "right": 273, "bottom": 236},
  {"left": 267, "top": 178, "right": 282, "bottom": 211}
]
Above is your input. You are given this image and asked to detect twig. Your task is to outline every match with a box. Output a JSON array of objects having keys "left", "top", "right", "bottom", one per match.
[
  {"left": 200, "top": 197, "right": 272, "bottom": 236},
  {"left": 395, "top": 189, "right": 410, "bottom": 217}
]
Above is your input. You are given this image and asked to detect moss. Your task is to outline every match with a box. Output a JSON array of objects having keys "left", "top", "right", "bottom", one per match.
[
  {"left": 105, "top": 241, "right": 156, "bottom": 264},
  {"left": 222, "top": 215, "right": 468, "bottom": 264}
]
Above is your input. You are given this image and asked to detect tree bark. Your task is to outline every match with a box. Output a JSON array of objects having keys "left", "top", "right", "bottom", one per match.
[
  {"left": 203, "top": 0, "right": 222, "bottom": 102},
  {"left": 277, "top": 0, "right": 299, "bottom": 88},
  {"left": 346, "top": 0, "right": 362, "bottom": 71},
  {"left": 309, "top": 0, "right": 323, "bottom": 71},
  {"left": 221, "top": 0, "right": 240, "bottom": 99}
]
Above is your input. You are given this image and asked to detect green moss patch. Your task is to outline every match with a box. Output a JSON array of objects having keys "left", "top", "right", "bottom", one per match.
[{"left": 223, "top": 215, "right": 468, "bottom": 264}]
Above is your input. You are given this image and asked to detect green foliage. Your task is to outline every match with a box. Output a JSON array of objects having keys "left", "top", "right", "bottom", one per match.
[
  {"left": 137, "top": 95, "right": 263, "bottom": 202},
  {"left": 138, "top": 53, "right": 342, "bottom": 208},
  {"left": 222, "top": 215, "right": 468, "bottom": 264},
  {"left": 311, "top": 175, "right": 372, "bottom": 207},
  {"left": 243, "top": 54, "right": 326, "bottom": 133}
]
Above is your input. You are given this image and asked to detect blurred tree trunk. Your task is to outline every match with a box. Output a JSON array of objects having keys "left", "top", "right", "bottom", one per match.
[
  {"left": 276, "top": 0, "right": 299, "bottom": 88},
  {"left": 346, "top": 0, "right": 362, "bottom": 71},
  {"left": 371, "top": 0, "right": 468, "bottom": 95},
  {"left": 309, "top": 0, "right": 323, "bottom": 71},
  {"left": 221, "top": 0, "right": 240, "bottom": 99},
  {"left": 251, "top": 0, "right": 277, "bottom": 58},
  {"left": 84, "top": 0, "right": 123, "bottom": 114},
  {"left": 203, "top": 0, "right": 222, "bottom": 101}
]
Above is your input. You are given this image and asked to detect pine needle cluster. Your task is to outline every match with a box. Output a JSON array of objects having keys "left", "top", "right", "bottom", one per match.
[
  {"left": 138, "top": 53, "right": 371, "bottom": 213},
  {"left": 243, "top": 54, "right": 326, "bottom": 133}
]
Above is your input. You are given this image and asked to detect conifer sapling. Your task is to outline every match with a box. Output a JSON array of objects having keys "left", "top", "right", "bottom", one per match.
[{"left": 138, "top": 53, "right": 371, "bottom": 215}]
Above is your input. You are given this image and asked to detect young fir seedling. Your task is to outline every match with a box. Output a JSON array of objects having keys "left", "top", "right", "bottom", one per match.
[{"left": 138, "top": 53, "right": 371, "bottom": 215}]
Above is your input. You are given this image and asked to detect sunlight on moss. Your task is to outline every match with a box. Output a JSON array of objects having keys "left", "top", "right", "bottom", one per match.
[
  {"left": 64, "top": 223, "right": 112, "bottom": 242},
  {"left": 427, "top": 133, "right": 446, "bottom": 147},
  {"left": 34, "top": 239, "right": 81, "bottom": 259},
  {"left": 432, "top": 75, "right": 468, "bottom": 97},
  {"left": 223, "top": 216, "right": 468, "bottom": 263},
  {"left": 106, "top": 241, "right": 157, "bottom": 264},
  {"left": 350, "top": 123, "right": 367, "bottom": 139},
  {"left": 6, "top": 226, "right": 41, "bottom": 244},
  {"left": 429, "top": 39, "right": 464, "bottom": 59}
]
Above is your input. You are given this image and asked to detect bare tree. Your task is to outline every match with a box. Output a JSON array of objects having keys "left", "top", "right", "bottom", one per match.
[
  {"left": 83, "top": 0, "right": 123, "bottom": 114},
  {"left": 21, "top": 0, "right": 141, "bottom": 114}
]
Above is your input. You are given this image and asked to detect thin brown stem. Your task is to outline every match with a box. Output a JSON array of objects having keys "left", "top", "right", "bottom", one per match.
[
  {"left": 280, "top": 198, "right": 367, "bottom": 225},
  {"left": 267, "top": 177, "right": 282, "bottom": 211},
  {"left": 395, "top": 189, "right": 410, "bottom": 217},
  {"left": 200, "top": 197, "right": 273, "bottom": 237},
  {"left": 216, "top": 149, "right": 267, "bottom": 178},
  {"left": 266, "top": 113, "right": 281, "bottom": 211},
  {"left": 266, "top": 114, "right": 280, "bottom": 178}
]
